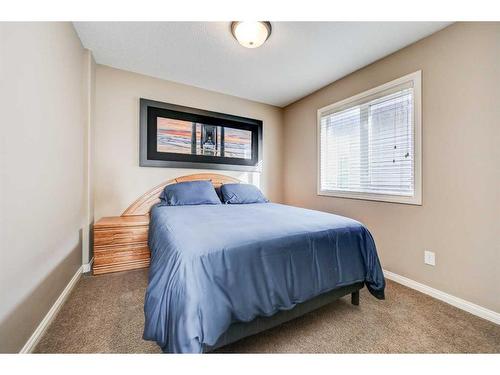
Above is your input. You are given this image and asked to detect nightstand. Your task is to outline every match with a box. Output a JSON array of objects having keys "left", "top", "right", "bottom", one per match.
[{"left": 93, "top": 215, "right": 150, "bottom": 275}]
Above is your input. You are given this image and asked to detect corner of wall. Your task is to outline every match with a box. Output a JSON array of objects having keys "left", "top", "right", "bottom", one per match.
[{"left": 82, "top": 49, "right": 96, "bottom": 266}]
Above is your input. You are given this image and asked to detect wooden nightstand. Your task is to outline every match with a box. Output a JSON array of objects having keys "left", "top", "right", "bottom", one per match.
[{"left": 93, "top": 215, "right": 150, "bottom": 275}]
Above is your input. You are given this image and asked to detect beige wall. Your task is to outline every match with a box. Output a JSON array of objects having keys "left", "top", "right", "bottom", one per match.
[
  {"left": 94, "top": 66, "right": 283, "bottom": 219},
  {"left": 283, "top": 22, "right": 500, "bottom": 313},
  {"left": 0, "top": 23, "right": 88, "bottom": 352}
]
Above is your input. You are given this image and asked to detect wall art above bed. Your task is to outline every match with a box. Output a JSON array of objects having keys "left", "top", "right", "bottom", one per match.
[{"left": 139, "top": 98, "right": 263, "bottom": 172}]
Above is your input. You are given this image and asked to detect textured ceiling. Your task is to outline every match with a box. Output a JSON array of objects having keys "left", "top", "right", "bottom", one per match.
[{"left": 74, "top": 22, "right": 451, "bottom": 107}]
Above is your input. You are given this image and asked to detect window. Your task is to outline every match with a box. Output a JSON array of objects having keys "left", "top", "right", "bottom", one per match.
[{"left": 318, "top": 71, "right": 422, "bottom": 205}]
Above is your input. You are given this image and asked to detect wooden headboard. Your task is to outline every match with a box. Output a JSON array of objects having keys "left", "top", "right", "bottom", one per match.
[{"left": 121, "top": 173, "right": 241, "bottom": 216}]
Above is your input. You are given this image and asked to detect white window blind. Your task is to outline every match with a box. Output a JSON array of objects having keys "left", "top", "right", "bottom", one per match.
[{"left": 318, "top": 71, "right": 421, "bottom": 205}]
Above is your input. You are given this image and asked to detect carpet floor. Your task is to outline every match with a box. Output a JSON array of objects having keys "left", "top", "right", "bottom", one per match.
[{"left": 34, "top": 268, "right": 500, "bottom": 353}]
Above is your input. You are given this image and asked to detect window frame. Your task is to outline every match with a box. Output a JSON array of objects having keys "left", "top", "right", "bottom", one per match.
[{"left": 317, "top": 70, "right": 422, "bottom": 205}]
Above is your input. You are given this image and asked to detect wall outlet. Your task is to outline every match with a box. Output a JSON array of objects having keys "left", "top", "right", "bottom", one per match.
[{"left": 424, "top": 250, "right": 436, "bottom": 266}]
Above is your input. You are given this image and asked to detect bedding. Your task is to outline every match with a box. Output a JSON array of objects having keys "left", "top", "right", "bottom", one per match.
[
  {"left": 159, "top": 180, "right": 221, "bottom": 206},
  {"left": 220, "top": 183, "right": 269, "bottom": 204},
  {"left": 143, "top": 202, "right": 385, "bottom": 353}
]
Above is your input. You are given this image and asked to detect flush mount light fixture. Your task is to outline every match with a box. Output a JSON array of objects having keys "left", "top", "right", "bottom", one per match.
[{"left": 230, "top": 21, "right": 272, "bottom": 49}]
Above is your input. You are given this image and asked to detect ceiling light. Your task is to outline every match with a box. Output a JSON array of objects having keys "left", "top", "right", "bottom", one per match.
[{"left": 231, "top": 21, "right": 272, "bottom": 49}]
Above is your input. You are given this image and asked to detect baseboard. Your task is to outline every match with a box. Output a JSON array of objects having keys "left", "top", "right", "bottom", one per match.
[
  {"left": 19, "top": 266, "right": 83, "bottom": 353},
  {"left": 82, "top": 257, "right": 94, "bottom": 273},
  {"left": 383, "top": 269, "right": 500, "bottom": 325}
]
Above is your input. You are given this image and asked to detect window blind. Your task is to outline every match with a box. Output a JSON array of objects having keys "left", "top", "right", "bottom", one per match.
[{"left": 319, "top": 84, "right": 415, "bottom": 197}]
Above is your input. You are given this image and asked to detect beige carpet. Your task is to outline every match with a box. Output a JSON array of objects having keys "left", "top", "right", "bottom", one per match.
[{"left": 34, "top": 268, "right": 500, "bottom": 353}]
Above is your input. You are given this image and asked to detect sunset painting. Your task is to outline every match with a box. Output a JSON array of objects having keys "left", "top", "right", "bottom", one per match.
[
  {"left": 223, "top": 128, "right": 252, "bottom": 159},
  {"left": 157, "top": 117, "right": 252, "bottom": 159}
]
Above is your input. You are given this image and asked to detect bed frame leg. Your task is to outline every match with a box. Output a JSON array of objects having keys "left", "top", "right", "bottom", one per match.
[{"left": 351, "top": 291, "right": 360, "bottom": 306}]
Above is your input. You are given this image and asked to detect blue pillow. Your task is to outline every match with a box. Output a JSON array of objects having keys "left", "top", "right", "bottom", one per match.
[
  {"left": 221, "top": 183, "right": 269, "bottom": 204},
  {"left": 159, "top": 180, "right": 221, "bottom": 206}
]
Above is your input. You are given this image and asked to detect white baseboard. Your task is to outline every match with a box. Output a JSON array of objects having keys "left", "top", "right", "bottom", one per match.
[
  {"left": 19, "top": 266, "right": 83, "bottom": 353},
  {"left": 82, "top": 257, "right": 94, "bottom": 273},
  {"left": 383, "top": 269, "right": 500, "bottom": 325}
]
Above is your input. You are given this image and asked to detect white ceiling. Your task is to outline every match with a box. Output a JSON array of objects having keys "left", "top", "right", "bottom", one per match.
[{"left": 74, "top": 22, "right": 451, "bottom": 107}]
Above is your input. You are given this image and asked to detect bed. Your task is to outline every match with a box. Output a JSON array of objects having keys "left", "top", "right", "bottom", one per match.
[{"left": 121, "top": 173, "right": 385, "bottom": 353}]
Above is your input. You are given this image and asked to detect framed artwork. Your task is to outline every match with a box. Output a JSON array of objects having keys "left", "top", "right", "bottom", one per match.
[{"left": 139, "top": 99, "right": 263, "bottom": 171}]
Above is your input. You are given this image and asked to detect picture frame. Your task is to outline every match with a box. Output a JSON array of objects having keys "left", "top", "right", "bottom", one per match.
[{"left": 139, "top": 98, "right": 263, "bottom": 172}]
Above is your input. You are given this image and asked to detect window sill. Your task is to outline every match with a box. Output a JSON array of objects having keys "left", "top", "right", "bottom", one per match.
[{"left": 317, "top": 189, "right": 422, "bottom": 206}]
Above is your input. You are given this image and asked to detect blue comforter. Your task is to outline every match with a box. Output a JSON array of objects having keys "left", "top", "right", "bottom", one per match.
[{"left": 143, "top": 203, "right": 385, "bottom": 353}]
